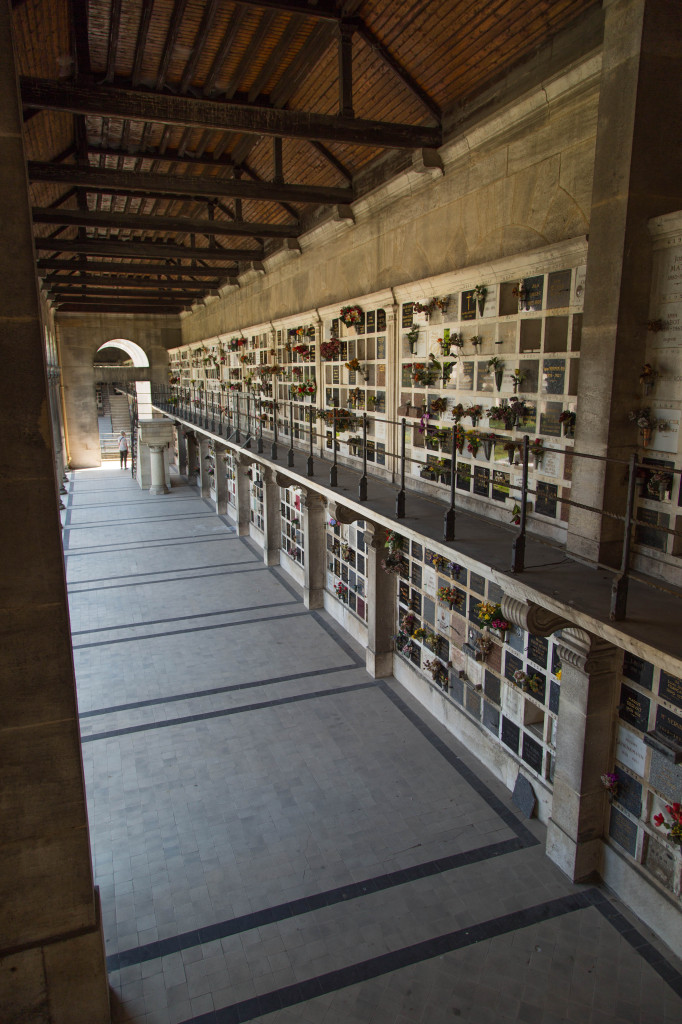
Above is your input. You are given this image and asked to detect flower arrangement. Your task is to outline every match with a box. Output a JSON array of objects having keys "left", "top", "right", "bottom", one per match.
[
  {"left": 600, "top": 772, "right": 619, "bottom": 802},
  {"left": 293, "top": 343, "right": 314, "bottom": 360},
  {"left": 628, "top": 407, "right": 657, "bottom": 431},
  {"left": 473, "top": 284, "right": 487, "bottom": 313},
  {"left": 418, "top": 410, "right": 434, "bottom": 435},
  {"left": 513, "top": 669, "right": 542, "bottom": 694},
  {"left": 432, "top": 554, "right": 449, "bottom": 572},
  {"left": 503, "top": 439, "right": 519, "bottom": 463},
  {"left": 559, "top": 409, "right": 576, "bottom": 435},
  {"left": 393, "top": 630, "right": 415, "bottom": 656},
  {"left": 510, "top": 503, "right": 522, "bottom": 525},
  {"left": 406, "top": 325, "right": 420, "bottom": 352},
  {"left": 463, "top": 404, "right": 483, "bottom": 425},
  {"left": 653, "top": 803, "right": 682, "bottom": 846},
  {"left": 437, "top": 585, "right": 463, "bottom": 608},
  {"left": 348, "top": 387, "right": 363, "bottom": 408},
  {"left": 476, "top": 601, "right": 509, "bottom": 632},
  {"left": 316, "top": 407, "right": 357, "bottom": 432},
  {"left": 229, "top": 336, "right": 247, "bottom": 351},
  {"left": 466, "top": 430, "right": 481, "bottom": 457},
  {"left": 410, "top": 362, "right": 436, "bottom": 387},
  {"left": 424, "top": 658, "right": 449, "bottom": 687},
  {"left": 451, "top": 403, "right": 465, "bottom": 423},
  {"left": 414, "top": 297, "right": 450, "bottom": 317},
  {"left": 339, "top": 305, "right": 363, "bottom": 327},
  {"left": 487, "top": 356, "right": 504, "bottom": 371},
  {"left": 510, "top": 369, "right": 525, "bottom": 392},
  {"left": 476, "top": 633, "right": 494, "bottom": 657},
  {"left": 470, "top": 335, "right": 483, "bottom": 349},
  {"left": 647, "top": 470, "right": 673, "bottom": 498},
  {"left": 340, "top": 543, "right": 351, "bottom": 561},
  {"left": 488, "top": 403, "right": 513, "bottom": 429},
  {"left": 430, "top": 396, "right": 448, "bottom": 415},
  {"left": 260, "top": 363, "right": 284, "bottom": 376},
  {"left": 412, "top": 627, "right": 428, "bottom": 641},
  {"left": 530, "top": 438, "right": 545, "bottom": 466},
  {"left": 334, "top": 581, "right": 349, "bottom": 601},
  {"left": 400, "top": 612, "right": 417, "bottom": 634},
  {"left": 345, "top": 358, "right": 368, "bottom": 379},
  {"left": 382, "top": 531, "right": 407, "bottom": 576},
  {"left": 320, "top": 337, "right": 341, "bottom": 360},
  {"left": 647, "top": 319, "right": 667, "bottom": 333},
  {"left": 168, "top": 374, "right": 180, "bottom": 385},
  {"left": 290, "top": 381, "right": 316, "bottom": 398}
]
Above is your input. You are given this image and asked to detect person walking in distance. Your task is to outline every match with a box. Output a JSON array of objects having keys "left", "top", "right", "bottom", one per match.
[{"left": 118, "top": 430, "right": 129, "bottom": 469}]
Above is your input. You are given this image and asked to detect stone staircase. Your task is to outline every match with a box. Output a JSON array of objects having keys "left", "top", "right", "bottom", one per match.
[{"left": 109, "top": 394, "right": 131, "bottom": 435}]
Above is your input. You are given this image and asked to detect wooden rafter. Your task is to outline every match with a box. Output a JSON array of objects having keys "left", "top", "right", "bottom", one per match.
[
  {"left": 32, "top": 207, "right": 301, "bottom": 239},
  {"left": 37, "top": 259, "right": 236, "bottom": 278},
  {"left": 354, "top": 19, "right": 441, "bottom": 123},
  {"left": 105, "top": 0, "right": 123, "bottom": 83},
  {"left": 27, "top": 162, "right": 355, "bottom": 205},
  {"left": 34, "top": 238, "right": 264, "bottom": 262},
  {"left": 42, "top": 274, "right": 221, "bottom": 289},
  {"left": 21, "top": 79, "right": 441, "bottom": 149}
]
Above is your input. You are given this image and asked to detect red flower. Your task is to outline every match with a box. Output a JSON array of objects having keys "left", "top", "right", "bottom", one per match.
[{"left": 653, "top": 813, "right": 664, "bottom": 827}]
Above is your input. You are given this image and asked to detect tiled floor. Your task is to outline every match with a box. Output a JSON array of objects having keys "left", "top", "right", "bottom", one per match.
[{"left": 64, "top": 466, "right": 682, "bottom": 1024}]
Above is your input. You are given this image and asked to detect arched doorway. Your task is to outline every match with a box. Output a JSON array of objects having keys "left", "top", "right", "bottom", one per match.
[{"left": 94, "top": 340, "right": 153, "bottom": 464}]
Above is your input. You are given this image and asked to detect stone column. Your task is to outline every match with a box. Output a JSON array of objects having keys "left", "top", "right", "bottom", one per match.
[
  {"left": 176, "top": 424, "right": 188, "bottom": 476},
  {"left": 566, "top": 0, "right": 682, "bottom": 566},
  {"left": 148, "top": 444, "right": 169, "bottom": 495},
  {"left": 261, "top": 466, "right": 282, "bottom": 566},
  {"left": 232, "top": 453, "right": 252, "bottom": 536},
  {"left": 198, "top": 437, "right": 211, "bottom": 498},
  {"left": 385, "top": 303, "right": 400, "bottom": 481},
  {"left": 363, "top": 521, "right": 396, "bottom": 677},
  {"left": 0, "top": 2, "right": 110, "bottom": 1017},
  {"left": 214, "top": 445, "right": 228, "bottom": 514},
  {"left": 547, "top": 629, "right": 622, "bottom": 881},
  {"left": 186, "top": 432, "right": 199, "bottom": 486},
  {"left": 302, "top": 490, "right": 327, "bottom": 609}
]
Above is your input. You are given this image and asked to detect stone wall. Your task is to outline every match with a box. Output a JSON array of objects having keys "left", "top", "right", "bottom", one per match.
[{"left": 56, "top": 312, "right": 181, "bottom": 468}]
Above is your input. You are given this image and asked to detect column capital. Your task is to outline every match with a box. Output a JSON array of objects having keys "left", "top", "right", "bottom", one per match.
[
  {"left": 328, "top": 500, "right": 363, "bottom": 525},
  {"left": 148, "top": 442, "right": 168, "bottom": 454},
  {"left": 362, "top": 520, "right": 389, "bottom": 550},
  {"left": 554, "top": 628, "right": 621, "bottom": 676},
  {"left": 501, "top": 595, "right": 574, "bottom": 637}
]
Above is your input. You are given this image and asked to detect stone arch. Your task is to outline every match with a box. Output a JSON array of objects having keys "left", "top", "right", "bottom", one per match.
[{"left": 95, "top": 338, "right": 150, "bottom": 367}]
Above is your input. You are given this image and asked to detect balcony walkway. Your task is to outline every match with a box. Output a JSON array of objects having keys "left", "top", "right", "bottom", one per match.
[{"left": 64, "top": 466, "right": 682, "bottom": 1024}]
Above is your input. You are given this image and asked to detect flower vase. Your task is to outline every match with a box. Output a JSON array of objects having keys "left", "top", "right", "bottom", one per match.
[
  {"left": 477, "top": 298, "right": 486, "bottom": 316},
  {"left": 495, "top": 370, "right": 503, "bottom": 391},
  {"left": 483, "top": 441, "right": 493, "bottom": 460},
  {"left": 409, "top": 341, "right": 417, "bottom": 355},
  {"left": 562, "top": 423, "right": 574, "bottom": 438},
  {"left": 471, "top": 416, "right": 478, "bottom": 427},
  {"left": 642, "top": 427, "right": 652, "bottom": 449},
  {"left": 642, "top": 380, "right": 654, "bottom": 396}
]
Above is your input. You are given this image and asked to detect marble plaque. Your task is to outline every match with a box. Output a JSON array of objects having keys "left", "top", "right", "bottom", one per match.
[
  {"left": 423, "top": 566, "right": 437, "bottom": 597},
  {"left": 450, "top": 675, "right": 464, "bottom": 704},
  {"left": 461, "top": 289, "right": 476, "bottom": 321},
  {"left": 573, "top": 265, "right": 586, "bottom": 305},
  {"left": 539, "top": 403, "right": 562, "bottom": 438},
  {"left": 549, "top": 680, "right": 561, "bottom": 715},
  {"left": 377, "top": 309, "right": 387, "bottom": 331},
  {"left": 522, "top": 734, "right": 543, "bottom": 774},
  {"left": 410, "top": 643, "right": 421, "bottom": 667},
  {"left": 619, "top": 685, "right": 651, "bottom": 732},
  {"left": 480, "top": 283, "right": 498, "bottom": 318},
  {"left": 437, "top": 606, "right": 450, "bottom": 634},
  {"left": 484, "top": 671, "right": 501, "bottom": 704},
  {"left": 456, "top": 463, "right": 471, "bottom": 491},
  {"left": 538, "top": 450, "right": 560, "bottom": 478},
  {"left": 491, "top": 470, "right": 510, "bottom": 502},
  {"left": 547, "top": 269, "right": 572, "bottom": 310},
  {"left": 644, "top": 835, "right": 676, "bottom": 890},
  {"left": 506, "top": 624, "right": 525, "bottom": 654},
  {"left": 483, "top": 701, "right": 500, "bottom": 734},
  {"left": 411, "top": 541, "right": 423, "bottom": 560},
  {"left": 655, "top": 705, "right": 682, "bottom": 744},
  {"left": 411, "top": 563, "right": 422, "bottom": 587},
  {"left": 527, "top": 634, "right": 548, "bottom": 668},
  {"left": 542, "top": 359, "right": 566, "bottom": 395},
  {"left": 465, "top": 688, "right": 481, "bottom": 716},
  {"left": 458, "top": 361, "right": 474, "bottom": 391},
  {"left": 473, "top": 466, "right": 490, "bottom": 496},
  {"left": 520, "top": 275, "right": 544, "bottom": 312},
  {"left": 608, "top": 807, "right": 638, "bottom": 856},
  {"left": 613, "top": 767, "right": 642, "bottom": 817},
  {"left": 623, "top": 652, "right": 654, "bottom": 690},
  {"left": 649, "top": 750, "right": 682, "bottom": 803},
  {"left": 505, "top": 651, "right": 523, "bottom": 683},
  {"left": 502, "top": 716, "right": 520, "bottom": 754},
  {"left": 411, "top": 590, "right": 422, "bottom": 615},
  {"left": 402, "top": 302, "right": 414, "bottom": 328},
  {"left": 535, "top": 481, "right": 558, "bottom": 518},
  {"left": 477, "top": 364, "right": 494, "bottom": 392},
  {"left": 365, "top": 311, "right": 376, "bottom": 333},
  {"left": 512, "top": 773, "right": 537, "bottom": 818},
  {"left": 660, "top": 670, "right": 682, "bottom": 710},
  {"left": 423, "top": 596, "right": 436, "bottom": 626},
  {"left": 399, "top": 580, "right": 410, "bottom": 605},
  {"left": 615, "top": 724, "right": 648, "bottom": 776},
  {"left": 653, "top": 408, "right": 680, "bottom": 454},
  {"left": 469, "top": 572, "right": 485, "bottom": 595},
  {"left": 635, "top": 508, "right": 668, "bottom": 551}
]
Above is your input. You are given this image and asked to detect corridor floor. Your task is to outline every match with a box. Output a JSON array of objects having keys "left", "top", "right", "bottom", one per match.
[{"left": 64, "top": 467, "right": 682, "bottom": 1024}]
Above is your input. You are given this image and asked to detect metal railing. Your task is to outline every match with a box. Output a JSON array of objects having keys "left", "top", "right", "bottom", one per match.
[{"left": 148, "top": 384, "right": 682, "bottom": 623}]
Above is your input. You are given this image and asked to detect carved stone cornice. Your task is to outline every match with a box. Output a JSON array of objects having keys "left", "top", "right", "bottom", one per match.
[
  {"left": 275, "top": 471, "right": 295, "bottom": 488},
  {"left": 501, "top": 596, "right": 574, "bottom": 637},
  {"left": 362, "top": 520, "right": 387, "bottom": 551},
  {"left": 555, "top": 628, "right": 621, "bottom": 676},
  {"left": 328, "top": 500, "right": 363, "bottom": 525}
]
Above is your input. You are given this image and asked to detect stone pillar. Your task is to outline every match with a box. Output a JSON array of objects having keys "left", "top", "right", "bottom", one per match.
[
  {"left": 0, "top": 2, "right": 110, "bottom": 1018},
  {"left": 198, "top": 437, "right": 211, "bottom": 498},
  {"left": 566, "top": 0, "right": 682, "bottom": 566},
  {"left": 233, "top": 453, "right": 252, "bottom": 536},
  {"left": 176, "top": 424, "right": 188, "bottom": 476},
  {"left": 214, "top": 445, "right": 228, "bottom": 514},
  {"left": 363, "top": 521, "right": 396, "bottom": 678},
  {"left": 148, "top": 444, "right": 169, "bottom": 495},
  {"left": 186, "top": 432, "right": 199, "bottom": 486},
  {"left": 261, "top": 466, "right": 281, "bottom": 566},
  {"left": 547, "top": 629, "right": 622, "bottom": 881},
  {"left": 385, "top": 303, "right": 400, "bottom": 481},
  {"left": 302, "top": 490, "right": 327, "bottom": 609}
]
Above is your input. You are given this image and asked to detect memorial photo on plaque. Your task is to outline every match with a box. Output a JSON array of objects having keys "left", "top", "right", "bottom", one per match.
[{"left": 619, "top": 684, "right": 650, "bottom": 732}]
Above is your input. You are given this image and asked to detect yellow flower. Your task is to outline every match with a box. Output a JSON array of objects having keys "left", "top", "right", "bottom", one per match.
[{"left": 556, "top": 668, "right": 562, "bottom": 680}]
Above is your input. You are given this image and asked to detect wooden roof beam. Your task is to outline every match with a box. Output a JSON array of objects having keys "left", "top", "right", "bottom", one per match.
[
  {"left": 27, "top": 162, "right": 354, "bottom": 205},
  {"left": 354, "top": 19, "right": 441, "bottom": 123},
  {"left": 42, "top": 274, "right": 220, "bottom": 289},
  {"left": 21, "top": 79, "right": 442, "bottom": 150},
  {"left": 233, "top": 0, "right": 341, "bottom": 19},
  {"left": 37, "top": 258, "right": 236, "bottom": 277},
  {"left": 32, "top": 208, "right": 301, "bottom": 239},
  {"left": 34, "top": 238, "right": 263, "bottom": 261},
  {"left": 56, "top": 302, "right": 188, "bottom": 314}
]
